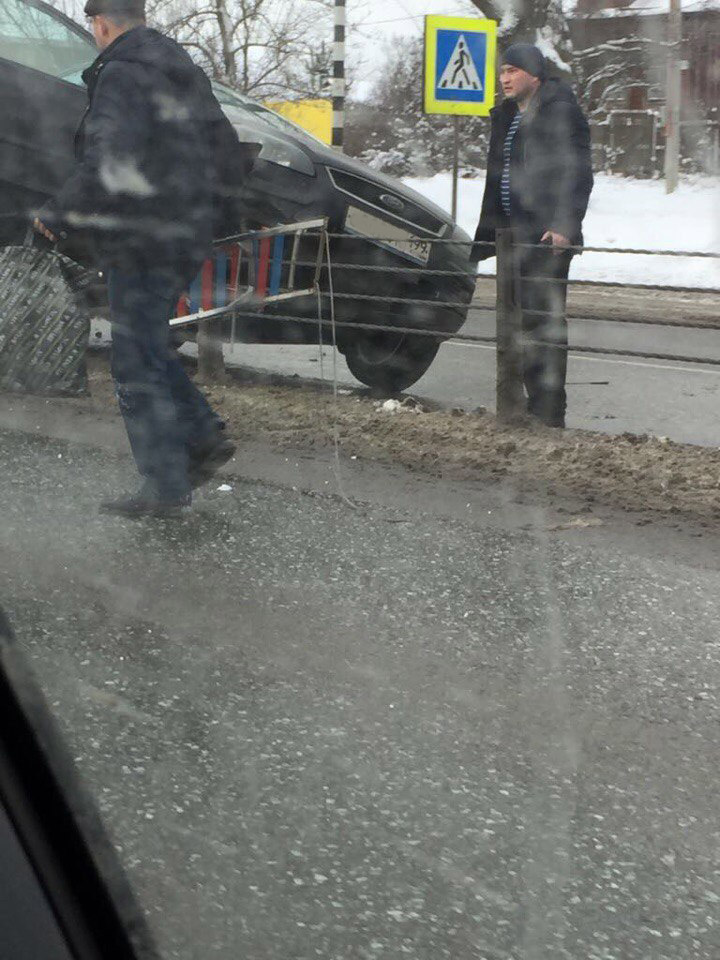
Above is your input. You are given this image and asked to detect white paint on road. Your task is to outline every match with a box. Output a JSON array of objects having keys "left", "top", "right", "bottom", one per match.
[{"left": 447, "top": 339, "right": 720, "bottom": 377}]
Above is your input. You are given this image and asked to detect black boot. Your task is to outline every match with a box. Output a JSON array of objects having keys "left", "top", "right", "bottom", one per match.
[
  {"left": 529, "top": 391, "right": 565, "bottom": 429},
  {"left": 187, "top": 432, "right": 236, "bottom": 490},
  {"left": 99, "top": 486, "right": 191, "bottom": 518}
]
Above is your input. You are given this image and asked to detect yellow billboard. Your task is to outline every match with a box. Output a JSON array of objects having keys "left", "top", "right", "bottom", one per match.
[{"left": 263, "top": 99, "right": 332, "bottom": 145}]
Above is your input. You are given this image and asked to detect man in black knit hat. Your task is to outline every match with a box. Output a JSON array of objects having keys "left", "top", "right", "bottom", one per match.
[
  {"left": 34, "top": 0, "right": 254, "bottom": 516},
  {"left": 472, "top": 44, "right": 593, "bottom": 428}
]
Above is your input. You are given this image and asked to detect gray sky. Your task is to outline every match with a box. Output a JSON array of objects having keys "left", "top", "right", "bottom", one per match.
[{"left": 348, "top": 0, "right": 480, "bottom": 99}]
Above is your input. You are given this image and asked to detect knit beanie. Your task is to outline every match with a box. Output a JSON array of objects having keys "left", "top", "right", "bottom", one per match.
[
  {"left": 84, "top": 0, "right": 145, "bottom": 17},
  {"left": 501, "top": 43, "right": 547, "bottom": 80}
]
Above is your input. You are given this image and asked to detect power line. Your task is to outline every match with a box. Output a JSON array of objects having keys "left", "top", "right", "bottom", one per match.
[{"left": 357, "top": 8, "right": 470, "bottom": 28}]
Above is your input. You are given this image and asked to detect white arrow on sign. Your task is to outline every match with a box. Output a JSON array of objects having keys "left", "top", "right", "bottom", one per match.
[{"left": 438, "top": 34, "right": 482, "bottom": 92}]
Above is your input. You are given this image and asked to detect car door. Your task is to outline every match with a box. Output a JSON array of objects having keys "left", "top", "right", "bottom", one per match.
[
  {"left": 0, "top": 0, "right": 94, "bottom": 244},
  {"left": 0, "top": 606, "right": 158, "bottom": 960}
]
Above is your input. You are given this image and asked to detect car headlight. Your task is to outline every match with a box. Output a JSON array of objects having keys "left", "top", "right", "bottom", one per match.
[
  {"left": 232, "top": 119, "right": 315, "bottom": 177},
  {"left": 259, "top": 137, "right": 316, "bottom": 177}
]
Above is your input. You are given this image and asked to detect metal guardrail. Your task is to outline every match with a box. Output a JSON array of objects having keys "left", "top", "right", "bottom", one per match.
[{"left": 177, "top": 221, "right": 719, "bottom": 422}]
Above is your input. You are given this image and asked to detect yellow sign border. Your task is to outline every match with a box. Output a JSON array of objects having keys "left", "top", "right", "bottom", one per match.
[{"left": 423, "top": 15, "right": 497, "bottom": 117}]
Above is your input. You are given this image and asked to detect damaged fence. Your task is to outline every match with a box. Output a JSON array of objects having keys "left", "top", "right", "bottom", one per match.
[
  {"left": 2, "top": 218, "right": 718, "bottom": 415},
  {"left": 172, "top": 218, "right": 720, "bottom": 425}
]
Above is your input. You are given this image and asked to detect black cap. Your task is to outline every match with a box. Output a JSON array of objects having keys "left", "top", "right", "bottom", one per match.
[
  {"left": 84, "top": 0, "right": 144, "bottom": 17},
  {"left": 501, "top": 43, "right": 546, "bottom": 80}
]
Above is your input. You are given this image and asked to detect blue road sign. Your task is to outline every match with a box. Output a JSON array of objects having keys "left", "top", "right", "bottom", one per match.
[
  {"left": 424, "top": 16, "right": 497, "bottom": 116},
  {"left": 435, "top": 30, "right": 487, "bottom": 103}
]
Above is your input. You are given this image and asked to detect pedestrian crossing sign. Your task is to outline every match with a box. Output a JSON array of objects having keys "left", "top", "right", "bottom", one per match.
[{"left": 424, "top": 15, "right": 497, "bottom": 116}]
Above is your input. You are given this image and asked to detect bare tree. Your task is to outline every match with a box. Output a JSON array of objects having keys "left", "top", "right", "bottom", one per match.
[
  {"left": 574, "top": 35, "right": 666, "bottom": 119},
  {"left": 348, "top": 37, "right": 490, "bottom": 177},
  {"left": 469, "top": 0, "right": 573, "bottom": 74},
  {"left": 146, "top": 0, "right": 336, "bottom": 98}
]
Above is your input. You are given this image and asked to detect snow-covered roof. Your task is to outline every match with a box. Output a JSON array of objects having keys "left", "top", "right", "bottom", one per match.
[
  {"left": 624, "top": 0, "right": 717, "bottom": 12},
  {"left": 567, "top": 0, "right": 719, "bottom": 15}
]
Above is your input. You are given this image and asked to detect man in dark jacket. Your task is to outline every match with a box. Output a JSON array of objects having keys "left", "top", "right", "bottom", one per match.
[
  {"left": 35, "top": 0, "right": 254, "bottom": 516},
  {"left": 471, "top": 44, "right": 593, "bottom": 428}
]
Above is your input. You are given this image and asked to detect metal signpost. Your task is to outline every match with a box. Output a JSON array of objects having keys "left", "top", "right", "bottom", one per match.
[
  {"left": 333, "top": 0, "right": 346, "bottom": 151},
  {"left": 423, "top": 15, "right": 497, "bottom": 220},
  {"left": 664, "top": 0, "right": 682, "bottom": 193}
]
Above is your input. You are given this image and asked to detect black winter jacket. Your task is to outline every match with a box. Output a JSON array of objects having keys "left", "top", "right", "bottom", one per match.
[
  {"left": 42, "top": 27, "right": 256, "bottom": 274},
  {"left": 472, "top": 78, "right": 593, "bottom": 262}
]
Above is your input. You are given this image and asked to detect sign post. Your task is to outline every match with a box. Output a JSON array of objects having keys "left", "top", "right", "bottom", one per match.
[
  {"left": 664, "top": 0, "right": 682, "bottom": 193},
  {"left": 452, "top": 116, "right": 459, "bottom": 220},
  {"left": 423, "top": 15, "right": 497, "bottom": 223}
]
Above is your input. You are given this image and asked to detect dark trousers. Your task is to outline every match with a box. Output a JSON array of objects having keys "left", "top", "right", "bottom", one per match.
[
  {"left": 107, "top": 267, "right": 219, "bottom": 499},
  {"left": 513, "top": 232, "right": 572, "bottom": 426}
]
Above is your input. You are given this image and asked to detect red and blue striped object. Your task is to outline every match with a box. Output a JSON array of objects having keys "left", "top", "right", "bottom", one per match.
[{"left": 174, "top": 234, "right": 286, "bottom": 318}]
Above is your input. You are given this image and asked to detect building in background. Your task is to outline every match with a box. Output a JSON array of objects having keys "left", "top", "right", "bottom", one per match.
[{"left": 570, "top": 0, "right": 720, "bottom": 175}]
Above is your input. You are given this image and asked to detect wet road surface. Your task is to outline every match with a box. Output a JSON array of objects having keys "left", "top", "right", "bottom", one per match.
[{"left": 2, "top": 425, "right": 720, "bottom": 960}]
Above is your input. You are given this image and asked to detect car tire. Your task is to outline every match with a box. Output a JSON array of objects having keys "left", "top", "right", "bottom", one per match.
[{"left": 343, "top": 331, "right": 440, "bottom": 393}]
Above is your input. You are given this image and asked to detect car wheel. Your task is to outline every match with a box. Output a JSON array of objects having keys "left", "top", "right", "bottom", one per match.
[{"left": 344, "top": 331, "right": 439, "bottom": 393}]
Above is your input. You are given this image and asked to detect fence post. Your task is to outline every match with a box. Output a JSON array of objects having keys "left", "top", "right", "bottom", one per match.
[
  {"left": 196, "top": 320, "right": 226, "bottom": 384},
  {"left": 495, "top": 228, "right": 524, "bottom": 422}
]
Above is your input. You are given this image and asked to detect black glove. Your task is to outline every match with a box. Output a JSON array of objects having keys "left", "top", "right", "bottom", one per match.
[{"left": 469, "top": 242, "right": 496, "bottom": 264}]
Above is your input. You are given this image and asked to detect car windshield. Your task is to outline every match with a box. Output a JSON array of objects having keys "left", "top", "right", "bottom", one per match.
[{"left": 0, "top": 0, "right": 95, "bottom": 78}]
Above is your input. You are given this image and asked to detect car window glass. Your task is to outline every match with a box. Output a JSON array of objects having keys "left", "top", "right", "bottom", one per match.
[
  {"left": 0, "top": 0, "right": 95, "bottom": 78},
  {"left": 213, "top": 81, "right": 326, "bottom": 148},
  {"left": 249, "top": 106, "right": 325, "bottom": 144},
  {"left": 59, "top": 66, "right": 85, "bottom": 85}
]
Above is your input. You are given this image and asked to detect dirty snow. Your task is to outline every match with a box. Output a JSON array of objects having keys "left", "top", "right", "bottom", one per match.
[
  {"left": 404, "top": 172, "right": 720, "bottom": 289},
  {"left": 78, "top": 352, "right": 720, "bottom": 522}
]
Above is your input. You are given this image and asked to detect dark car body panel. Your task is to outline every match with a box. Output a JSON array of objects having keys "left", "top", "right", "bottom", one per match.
[{"left": 0, "top": 56, "right": 83, "bottom": 245}]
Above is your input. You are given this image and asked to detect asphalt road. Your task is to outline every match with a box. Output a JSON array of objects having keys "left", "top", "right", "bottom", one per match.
[
  {"left": 173, "top": 310, "right": 720, "bottom": 447},
  {"left": 2, "top": 423, "right": 720, "bottom": 960}
]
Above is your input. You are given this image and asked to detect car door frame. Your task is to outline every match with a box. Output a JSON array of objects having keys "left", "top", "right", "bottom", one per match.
[{"left": 0, "top": 607, "right": 159, "bottom": 960}]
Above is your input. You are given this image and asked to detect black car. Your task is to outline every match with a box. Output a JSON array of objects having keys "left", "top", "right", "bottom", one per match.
[{"left": 0, "top": 0, "right": 475, "bottom": 391}]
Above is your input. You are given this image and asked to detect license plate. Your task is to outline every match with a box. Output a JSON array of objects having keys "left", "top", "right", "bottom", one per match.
[{"left": 345, "top": 206, "right": 432, "bottom": 263}]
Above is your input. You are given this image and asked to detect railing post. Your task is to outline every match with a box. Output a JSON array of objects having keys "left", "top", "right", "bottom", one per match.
[
  {"left": 495, "top": 228, "right": 524, "bottom": 422},
  {"left": 197, "top": 319, "right": 226, "bottom": 384}
]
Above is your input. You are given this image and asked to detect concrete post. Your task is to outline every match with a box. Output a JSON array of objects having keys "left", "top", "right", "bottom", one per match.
[{"left": 196, "top": 320, "right": 226, "bottom": 383}]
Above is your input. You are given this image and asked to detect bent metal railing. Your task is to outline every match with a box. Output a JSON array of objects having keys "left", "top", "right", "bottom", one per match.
[
  {"left": 163, "top": 217, "right": 720, "bottom": 425},
  {"left": 168, "top": 219, "right": 327, "bottom": 333}
]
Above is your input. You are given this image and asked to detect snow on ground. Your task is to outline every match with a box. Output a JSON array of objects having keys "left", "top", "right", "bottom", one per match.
[{"left": 403, "top": 172, "right": 720, "bottom": 289}]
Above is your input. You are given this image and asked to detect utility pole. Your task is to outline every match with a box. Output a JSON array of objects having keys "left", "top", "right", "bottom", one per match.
[
  {"left": 664, "top": 0, "right": 682, "bottom": 192},
  {"left": 332, "top": 0, "right": 345, "bottom": 151}
]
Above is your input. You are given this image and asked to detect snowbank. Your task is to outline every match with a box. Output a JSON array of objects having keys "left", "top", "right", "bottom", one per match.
[{"left": 403, "top": 172, "right": 720, "bottom": 289}]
